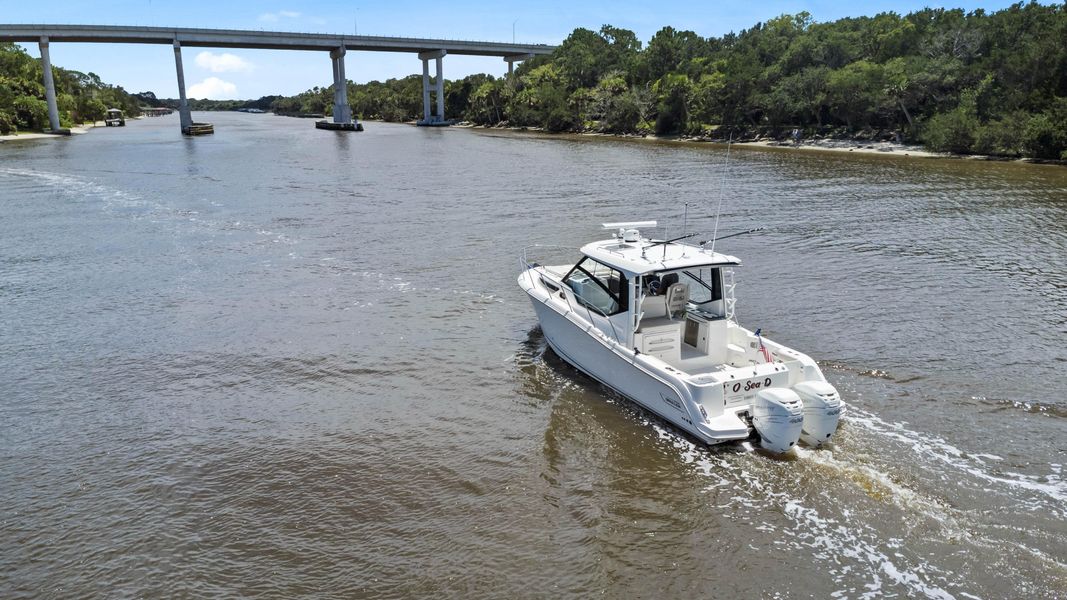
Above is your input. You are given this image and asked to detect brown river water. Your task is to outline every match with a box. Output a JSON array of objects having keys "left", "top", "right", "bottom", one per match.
[{"left": 1, "top": 113, "right": 1065, "bottom": 598}]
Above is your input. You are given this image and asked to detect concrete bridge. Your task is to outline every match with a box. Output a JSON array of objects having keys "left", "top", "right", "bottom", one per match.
[{"left": 0, "top": 24, "right": 555, "bottom": 134}]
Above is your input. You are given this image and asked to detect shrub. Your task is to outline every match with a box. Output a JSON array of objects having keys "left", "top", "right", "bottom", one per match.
[
  {"left": 0, "top": 110, "right": 14, "bottom": 135},
  {"left": 1023, "top": 112, "right": 1067, "bottom": 160},
  {"left": 13, "top": 95, "right": 48, "bottom": 130},
  {"left": 921, "top": 108, "right": 978, "bottom": 153},
  {"left": 601, "top": 91, "right": 641, "bottom": 133},
  {"left": 972, "top": 113, "right": 1027, "bottom": 157},
  {"left": 544, "top": 105, "right": 578, "bottom": 132}
]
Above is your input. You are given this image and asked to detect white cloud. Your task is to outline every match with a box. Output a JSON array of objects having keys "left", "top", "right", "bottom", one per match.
[
  {"left": 258, "top": 10, "right": 301, "bottom": 22},
  {"left": 188, "top": 77, "right": 238, "bottom": 100},
  {"left": 195, "top": 51, "right": 253, "bottom": 73}
]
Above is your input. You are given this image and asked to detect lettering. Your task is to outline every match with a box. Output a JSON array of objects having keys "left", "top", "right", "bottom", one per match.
[
  {"left": 731, "top": 376, "right": 777, "bottom": 394},
  {"left": 743, "top": 379, "right": 762, "bottom": 391},
  {"left": 661, "top": 394, "right": 683, "bottom": 411}
]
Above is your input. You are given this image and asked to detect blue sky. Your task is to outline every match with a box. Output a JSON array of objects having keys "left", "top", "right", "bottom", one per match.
[{"left": 8, "top": 0, "right": 1034, "bottom": 100}]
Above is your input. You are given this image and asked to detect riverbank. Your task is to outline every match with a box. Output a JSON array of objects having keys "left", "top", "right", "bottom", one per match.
[
  {"left": 451, "top": 122, "right": 1067, "bottom": 164},
  {"left": 739, "top": 138, "right": 940, "bottom": 158},
  {"left": 449, "top": 122, "right": 946, "bottom": 159},
  {"left": 0, "top": 121, "right": 104, "bottom": 143}
]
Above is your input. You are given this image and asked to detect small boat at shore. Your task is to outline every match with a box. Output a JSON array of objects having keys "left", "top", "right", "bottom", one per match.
[{"left": 519, "top": 221, "right": 842, "bottom": 453}]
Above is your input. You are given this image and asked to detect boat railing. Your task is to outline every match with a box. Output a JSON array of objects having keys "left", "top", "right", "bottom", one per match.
[
  {"left": 519, "top": 244, "right": 575, "bottom": 302},
  {"left": 520, "top": 244, "right": 624, "bottom": 346},
  {"left": 519, "top": 244, "right": 577, "bottom": 273}
]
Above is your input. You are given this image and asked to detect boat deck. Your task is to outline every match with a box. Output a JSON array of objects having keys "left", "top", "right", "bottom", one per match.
[{"left": 675, "top": 346, "right": 730, "bottom": 375}]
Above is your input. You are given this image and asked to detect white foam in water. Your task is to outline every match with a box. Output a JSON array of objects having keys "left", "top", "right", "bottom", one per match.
[
  {"left": 634, "top": 400, "right": 1066, "bottom": 597},
  {"left": 794, "top": 446, "right": 974, "bottom": 543},
  {"left": 846, "top": 405, "right": 1067, "bottom": 517},
  {"left": 647, "top": 424, "right": 963, "bottom": 599},
  {"left": 0, "top": 166, "right": 302, "bottom": 248},
  {"left": 782, "top": 500, "right": 956, "bottom": 600},
  {"left": 0, "top": 166, "right": 151, "bottom": 211},
  {"left": 352, "top": 270, "right": 504, "bottom": 304}
]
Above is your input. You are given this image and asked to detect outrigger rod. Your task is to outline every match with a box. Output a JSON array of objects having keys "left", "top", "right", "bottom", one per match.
[
  {"left": 709, "top": 134, "right": 733, "bottom": 254},
  {"left": 698, "top": 227, "right": 764, "bottom": 247},
  {"left": 642, "top": 232, "right": 701, "bottom": 259}
]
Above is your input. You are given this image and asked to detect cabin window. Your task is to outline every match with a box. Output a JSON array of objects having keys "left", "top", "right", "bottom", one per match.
[
  {"left": 680, "top": 268, "right": 723, "bottom": 305},
  {"left": 564, "top": 258, "right": 628, "bottom": 316}
]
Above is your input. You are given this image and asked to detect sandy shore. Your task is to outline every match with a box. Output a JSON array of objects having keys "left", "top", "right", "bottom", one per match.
[
  {"left": 571, "top": 130, "right": 941, "bottom": 158},
  {"left": 451, "top": 122, "right": 947, "bottom": 159},
  {"left": 0, "top": 121, "right": 107, "bottom": 143},
  {"left": 738, "top": 138, "right": 941, "bottom": 158}
]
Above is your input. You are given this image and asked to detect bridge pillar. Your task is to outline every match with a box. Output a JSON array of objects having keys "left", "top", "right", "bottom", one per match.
[
  {"left": 504, "top": 53, "right": 535, "bottom": 79},
  {"left": 38, "top": 37, "right": 62, "bottom": 133},
  {"left": 421, "top": 59, "right": 431, "bottom": 123},
  {"left": 172, "top": 41, "right": 193, "bottom": 132},
  {"left": 329, "top": 46, "right": 352, "bottom": 124},
  {"left": 417, "top": 49, "right": 447, "bottom": 126},
  {"left": 435, "top": 56, "right": 445, "bottom": 122}
]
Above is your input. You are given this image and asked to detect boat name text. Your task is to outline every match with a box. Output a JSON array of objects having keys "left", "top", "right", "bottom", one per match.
[{"left": 732, "top": 378, "right": 773, "bottom": 393}]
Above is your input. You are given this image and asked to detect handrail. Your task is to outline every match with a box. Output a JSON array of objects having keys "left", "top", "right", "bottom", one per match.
[
  {"left": 519, "top": 244, "right": 577, "bottom": 267},
  {"left": 520, "top": 243, "right": 621, "bottom": 344}
]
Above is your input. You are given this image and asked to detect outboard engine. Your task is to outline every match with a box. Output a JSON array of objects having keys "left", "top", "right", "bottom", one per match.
[
  {"left": 752, "top": 388, "right": 804, "bottom": 454},
  {"left": 794, "top": 381, "right": 842, "bottom": 447}
]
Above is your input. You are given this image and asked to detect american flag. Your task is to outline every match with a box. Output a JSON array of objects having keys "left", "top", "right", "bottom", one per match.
[{"left": 754, "top": 328, "right": 773, "bottom": 363}]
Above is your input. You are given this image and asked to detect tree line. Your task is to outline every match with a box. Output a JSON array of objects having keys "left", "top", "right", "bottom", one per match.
[
  {"left": 0, "top": 42, "right": 144, "bottom": 135},
  {"left": 273, "top": 3, "right": 1066, "bottom": 159}
]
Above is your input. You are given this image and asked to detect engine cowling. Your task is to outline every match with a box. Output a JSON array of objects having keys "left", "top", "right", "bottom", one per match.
[
  {"left": 794, "top": 380, "right": 842, "bottom": 447},
  {"left": 752, "top": 388, "right": 804, "bottom": 454}
]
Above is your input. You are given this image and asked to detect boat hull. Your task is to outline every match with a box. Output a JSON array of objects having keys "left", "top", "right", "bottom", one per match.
[{"left": 527, "top": 290, "right": 728, "bottom": 444}]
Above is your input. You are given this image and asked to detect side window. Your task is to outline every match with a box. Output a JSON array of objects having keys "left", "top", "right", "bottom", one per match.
[
  {"left": 564, "top": 258, "right": 628, "bottom": 315},
  {"left": 681, "top": 268, "right": 722, "bottom": 305}
]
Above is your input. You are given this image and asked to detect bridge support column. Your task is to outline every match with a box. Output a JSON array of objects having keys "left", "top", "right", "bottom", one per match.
[
  {"left": 504, "top": 53, "right": 535, "bottom": 80},
  {"left": 38, "top": 37, "right": 62, "bottom": 133},
  {"left": 417, "top": 49, "right": 447, "bottom": 126},
  {"left": 435, "top": 56, "right": 445, "bottom": 122},
  {"left": 172, "top": 41, "right": 193, "bottom": 133},
  {"left": 330, "top": 46, "right": 352, "bottom": 124},
  {"left": 421, "top": 59, "right": 431, "bottom": 123}
]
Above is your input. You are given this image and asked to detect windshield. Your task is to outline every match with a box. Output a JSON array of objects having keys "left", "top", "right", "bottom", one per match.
[
  {"left": 564, "top": 257, "right": 628, "bottom": 316},
  {"left": 679, "top": 267, "right": 722, "bottom": 306}
]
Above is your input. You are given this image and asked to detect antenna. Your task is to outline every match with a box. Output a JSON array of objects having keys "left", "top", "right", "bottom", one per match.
[
  {"left": 709, "top": 134, "right": 733, "bottom": 254},
  {"left": 681, "top": 202, "right": 689, "bottom": 256}
]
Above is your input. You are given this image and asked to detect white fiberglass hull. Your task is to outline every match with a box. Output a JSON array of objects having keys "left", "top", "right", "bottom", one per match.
[
  {"left": 523, "top": 282, "right": 750, "bottom": 445},
  {"left": 531, "top": 298, "right": 713, "bottom": 437},
  {"left": 519, "top": 266, "right": 842, "bottom": 451}
]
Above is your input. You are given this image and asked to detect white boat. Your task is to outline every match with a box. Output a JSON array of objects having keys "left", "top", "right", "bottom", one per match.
[{"left": 519, "top": 221, "right": 842, "bottom": 454}]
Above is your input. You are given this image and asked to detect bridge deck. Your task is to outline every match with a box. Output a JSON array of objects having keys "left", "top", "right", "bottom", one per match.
[{"left": 0, "top": 24, "right": 555, "bottom": 57}]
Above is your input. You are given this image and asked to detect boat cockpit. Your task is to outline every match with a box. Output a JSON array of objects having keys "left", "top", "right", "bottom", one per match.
[{"left": 558, "top": 250, "right": 757, "bottom": 376}]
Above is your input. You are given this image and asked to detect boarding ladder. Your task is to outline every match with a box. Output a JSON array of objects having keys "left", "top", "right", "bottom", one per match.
[{"left": 724, "top": 267, "right": 737, "bottom": 322}]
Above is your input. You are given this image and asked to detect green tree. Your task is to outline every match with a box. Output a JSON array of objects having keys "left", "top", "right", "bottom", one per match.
[
  {"left": 826, "top": 61, "right": 883, "bottom": 129},
  {"left": 653, "top": 73, "right": 692, "bottom": 134}
]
